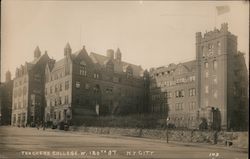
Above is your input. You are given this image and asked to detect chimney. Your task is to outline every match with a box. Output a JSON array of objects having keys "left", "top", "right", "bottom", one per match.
[
  {"left": 106, "top": 49, "right": 114, "bottom": 59},
  {"left": 5, "top": 71, "right": 11, "bottom": 82},
  {"left": 34, "top": 46, "right": 41, "bottom": 60}
]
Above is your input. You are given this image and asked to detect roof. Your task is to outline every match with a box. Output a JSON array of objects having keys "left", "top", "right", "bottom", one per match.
[
  {"left": 150, "top": 59, "right": 196, "bottom": 74},
  {"left": 89, "top": 52, "right": 143, "bottom": 77},
  {"left": 51, "top": 58, "right": 65, "bottom": 71}
]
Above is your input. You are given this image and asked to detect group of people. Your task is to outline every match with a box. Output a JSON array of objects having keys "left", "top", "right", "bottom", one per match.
[{"left": 32, "top": 121, "right": 47, "bottom": 130}]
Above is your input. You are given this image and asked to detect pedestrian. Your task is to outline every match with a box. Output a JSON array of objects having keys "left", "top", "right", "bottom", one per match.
[
  {"left": 36, "top": 122, "right": 39, "bottom": 130},
  {"left": 43, "top": 122, "right": 46, "bottom": 131},
  {"left": 213, "top": 130, "right": 218, "bottom": 144}
]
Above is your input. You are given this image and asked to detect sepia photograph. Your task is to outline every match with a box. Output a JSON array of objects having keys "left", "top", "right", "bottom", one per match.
[{"left": 0, "top": 0, "right": 249, "bottom": 158}]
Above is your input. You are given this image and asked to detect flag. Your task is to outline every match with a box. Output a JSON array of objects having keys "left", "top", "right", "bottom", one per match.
[{"left": 216, "top": 5, "right": 230, "bottom": 15}]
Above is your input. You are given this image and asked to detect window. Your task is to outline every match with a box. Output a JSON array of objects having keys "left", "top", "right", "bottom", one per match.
[
  {"left": 205, "top": 62, "right": 208, "bottom": 69},
  {"left": 58, "top": 97, "right": 62, "bottom": 105},
  {"left": 80, "top": 61, "right": 87, "bottom": 76},
  {"left": 175, "top": 103, "right": 183, "bottom": 111},
  {"left": 126, "top": 67, "right": 133, "bottom": 79},
  {"left": 65, "top": 81, "right": 69, "bottom": 90},
  {"left": 213, "top": 60, "right": 217, "bottom": 70},
  {"left": 55, "top": 84, "right": 58, "bottom": 92},
  {"left": 201, "top": 46, "right": 205, "bottom": 57},
  {"left": 105, "top": 87, "right": 113, "bottom": 94},
  {"left": 205, "top": 85, "right": 209, "bottom": 93},
  {"left": 208, "top": 44, "right": 213, "bottom": 53},
  {"left": 76, "top": 81, "right": 80, "bottom": 88},
  {"left": 217, "top": 41, "right": 221, "bottom": 54},
  {"left": 94, "top": 73, "right": 100, "bottom": 79},
  {"left": 58, "top": 111, "right": 61, "bottom": 120},
  {"left": 189, "top": 88, "right": 196, "bottom": 96},
  {"left": 181, "top": 90, "right": 185, "bottom": 97},
  {"left": 205, "top": 71, "right": 209, "bottom": 78},
  {"left": 59, "top": 83, "right": 62, "bottom": 91},
  {"left": 211, "top": 77, "right": 217, "bottom": 85},
  {"left": 65, "top": 96, "right": 69, "bottom": 104},
  {"left": 213, "top": 90, "right": 218, "bottom": 98},
  {"left": 175, "top": 90, "right": 184, "bottom": 98},
  {"left": 50, "top": 86, "right": 53, "bottom": 94},
  {"left": 189, "top": 102, "right": 196, "bottom": 110},
  {"left": 189, "top": 76, "right": 195, "bottom": 82}
]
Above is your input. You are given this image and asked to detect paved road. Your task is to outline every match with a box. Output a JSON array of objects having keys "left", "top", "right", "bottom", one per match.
[{"left": 0, "top": 126, "right": 248, "bottom": 159}]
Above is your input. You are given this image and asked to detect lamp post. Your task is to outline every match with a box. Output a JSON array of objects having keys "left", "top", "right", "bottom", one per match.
[{"left": 166, "top": 117, "right": 170, "bottom": 143}]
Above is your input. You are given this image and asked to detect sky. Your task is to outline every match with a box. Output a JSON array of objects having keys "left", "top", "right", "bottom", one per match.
[{"left": 1, "top": 0, "right": 249, "bottom": 82}]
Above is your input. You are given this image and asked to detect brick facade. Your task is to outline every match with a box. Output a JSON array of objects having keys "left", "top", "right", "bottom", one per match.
[
  {"left": 7, "top": 23, "right": 249, "bottom": 130},
  {"left": 149, "top": 23, "right": 248, "bottom": 130},
  {"left": 44, "top": 44, "right": 147, "bottom": 125}
]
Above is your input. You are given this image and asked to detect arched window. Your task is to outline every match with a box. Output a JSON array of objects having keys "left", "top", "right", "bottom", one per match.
[{"left": 213, "top": 60, "right": 217, "bottom": 70}]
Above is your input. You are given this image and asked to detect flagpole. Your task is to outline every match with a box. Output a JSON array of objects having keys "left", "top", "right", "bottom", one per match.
[{"left": 214, "top": 6, "right": 217, "bottom": 28}]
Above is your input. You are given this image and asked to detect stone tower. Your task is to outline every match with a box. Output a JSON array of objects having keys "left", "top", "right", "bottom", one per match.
[
  {"left": 195, "top": 23, "right": 247, "bottom": 130},
  {"left": 115, "top": 48, "right": 122, "bottom": 62},
  {"left": 64, "top": 42, "right": 72, "bottom": 56}
]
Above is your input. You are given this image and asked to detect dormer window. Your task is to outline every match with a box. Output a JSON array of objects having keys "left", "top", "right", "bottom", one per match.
[{"left": 126, "top": 66, "right": 133, "bottom": 79}]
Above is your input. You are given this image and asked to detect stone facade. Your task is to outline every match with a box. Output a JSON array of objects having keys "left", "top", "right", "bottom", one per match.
[
  {"left": 149, "top": 23, "right": 249, "bottom": 130},
  {"left": 44, "top": 44, "right": 147, "bottom": 125},
  {"left": 11, "top": 47, "right": 50, "bottom": 126}
]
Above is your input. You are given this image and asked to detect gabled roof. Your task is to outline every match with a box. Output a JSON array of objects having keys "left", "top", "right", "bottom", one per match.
[{"left": 89, "top": 52, "right": 143, "bottom": 77}]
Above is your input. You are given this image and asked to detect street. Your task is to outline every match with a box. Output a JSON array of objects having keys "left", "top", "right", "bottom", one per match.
[{"left": 0, "top": 126, "right": 248, "bottom": 159}]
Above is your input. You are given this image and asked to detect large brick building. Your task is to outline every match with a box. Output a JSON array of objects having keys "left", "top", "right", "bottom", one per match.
[
  {"left": 44, "top": 44, "right": 147, "bottom": 125},
  {"left": 8, "top": 23, "right": 248, "bottom": 130},
  {"left": 11, "top": 47, "right": 50, "bottom": 126},
  {"left": 149, "top": 23, "right": 248, "bottom": 130}
]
